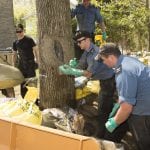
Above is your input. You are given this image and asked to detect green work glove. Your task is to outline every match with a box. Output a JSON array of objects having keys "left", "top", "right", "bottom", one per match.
[
  {"left": 102, "top": 31, "right": 107, "bottom": 41},
  {"left": 69, "top": 58, "right": 78, "bottom": 68},
  {"left": 109, "top": 103, "right": 120, "bottom": 118},
  {"left": 105, "top": 118, "right": 118, "bottom": 133},
  {"left": 59, "top": 64, "right": 84, "bottom": 77}
]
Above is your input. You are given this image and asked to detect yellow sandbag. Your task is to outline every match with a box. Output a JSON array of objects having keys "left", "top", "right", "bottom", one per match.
[
  {"left": 5, "top": 99, "right": 29, "bottom": 117},
  {"left": 13, "top": 103, "right": 42, "bottom": 125},
  {"left": 76, "top": 80, "right": 100, "bottom": 100},
  {"left": 24, "top": 86, "right": 39, "bottom": 102},
  {"left": 76, "top": 86, "right": 91, "bottom": 100},
  {"left": 0, "top": 63, "right": 24, "bottom": 89},
  {"left": 86, "top": 80, "right": 100, "bottom": 94},
  {"left": 0, "top": 100, "right": 17, "bottom": 116}
]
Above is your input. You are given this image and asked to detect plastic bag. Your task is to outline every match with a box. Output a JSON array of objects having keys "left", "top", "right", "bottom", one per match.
[
  {"left": 76, "top": 80, "right": 100, "bottom": 100},
  {"left": 13, "top": 103, "right": 42, "bottom": 125},
  {"left": 24, "top": 86, "right": 39, "bottom": 102}
]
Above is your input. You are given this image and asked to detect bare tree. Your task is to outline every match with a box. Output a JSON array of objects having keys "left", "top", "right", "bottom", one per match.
[{"left": 36, "top": 0, "right": 75, "bottom": 108}]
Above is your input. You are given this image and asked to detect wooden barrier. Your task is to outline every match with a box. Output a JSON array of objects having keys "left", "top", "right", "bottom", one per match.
[{"left": 0, "top": 117, "right": 101, "bottom": 150}]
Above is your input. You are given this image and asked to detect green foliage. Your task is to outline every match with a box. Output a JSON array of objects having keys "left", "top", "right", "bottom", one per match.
[
  {"left": 13, "top": 0, "right": 37, "bottom": 39},
  {"left": 99, "top": 0, "right": 150, "bottom": 51}
]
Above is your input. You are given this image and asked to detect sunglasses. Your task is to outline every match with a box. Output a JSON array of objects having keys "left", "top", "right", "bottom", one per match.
[
  {"left": 76, "top": 38, "right": 86, "bottom": 44},
  {"left": 16, "top": 30, "right": 23, "bottom": 33}
]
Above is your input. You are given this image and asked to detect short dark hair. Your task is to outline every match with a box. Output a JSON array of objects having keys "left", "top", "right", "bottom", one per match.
[
  {"left": 100, "top": 43, "right": 121, "bottom": 57},
  {"left": 16, "top": 24, "right": 24, "bottom": 30}
]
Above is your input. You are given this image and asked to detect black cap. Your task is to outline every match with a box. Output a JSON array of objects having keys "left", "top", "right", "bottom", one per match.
[{"left": 73, "top": 31, "right": 91, "bottom": 41}]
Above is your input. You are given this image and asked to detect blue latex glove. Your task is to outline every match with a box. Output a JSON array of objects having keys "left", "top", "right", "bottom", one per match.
[
  {"left": 105, "top": 118, "right": 118, "bottom": 133},
  {"left": 109, "top": 103, "right": 120, "bottom": 118},
  {"left": 69, "top": 58, "right": 78, "bottom": 68},
  {"left": 59, "top": 64, "right": 83, "bottom": 76},
  {"left": 102, "top": 31, "right": 107, "bottom": 41}
]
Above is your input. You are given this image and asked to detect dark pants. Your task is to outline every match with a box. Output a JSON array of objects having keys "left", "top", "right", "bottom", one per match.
[
  {"left": 98, "top": 76, "right": 128, "bottom": 142},
  {"left": 128, "top": 114, "right": 150, "bottom": 150},
  {"left": 1, "top": 88, "right": 15, "bottom": 97},
  {"left": 18, "top": 60, "right": 36, "bottom": 98}
]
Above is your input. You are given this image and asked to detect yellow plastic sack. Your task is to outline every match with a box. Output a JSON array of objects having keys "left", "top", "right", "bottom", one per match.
[
  {"left": 95, "top": 35, "right": 106, "bottom": 47},
  {"left": 76, "top": 86, "right": 91, "bottom": 100},
  {"left": 4, "top": 99, "right": 29, "bottom": 117},
  {"left": 0, "top": 98, "right": 42, "bottom": 125},
  {"left": 24, "top": 86, "right": 39, "bottom": 102},
  {"left": 76, "top": 80, "right": 100, "bottom": 100},
  {"left": 0, "top": 100, "right": 17, "bottom": 116},
  {"left": 86, "top": 80, "right": 100, "bottom": 94},
  {"left": 13, "top": 103, "right": 42, "bottom": 125}
]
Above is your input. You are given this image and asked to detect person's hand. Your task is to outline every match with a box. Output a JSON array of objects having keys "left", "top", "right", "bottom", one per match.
[
  {"left": 59, "top": 64, "right": 83, "bottom": 76},
  {"left": 105, "top": 118, "right": 118, "bottom": 133},
  {"left": 109, "top": 103, "right": 120, "bottom": 118},
  {"left": 69, "top": 58, "right": 78, "bottom": 68},
  {"left": 102, "top": 31, "right": 107, "bottom": 41}
]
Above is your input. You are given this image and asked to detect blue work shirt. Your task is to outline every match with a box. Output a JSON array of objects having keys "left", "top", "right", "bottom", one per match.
[
  {"left": 71, "top": 4, "right": 103, "bottom": 34},
  {"left": 78, "top": 43, "right": 114, "bottom": 80},
  {"left": 115, "top": 55, "right": 150, "bottom": 115}
]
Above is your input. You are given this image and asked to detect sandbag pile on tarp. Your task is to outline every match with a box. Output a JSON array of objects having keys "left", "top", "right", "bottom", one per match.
[
  {"left": 0, "top": 63, "right": 24, "bottom": 89},
  {"left": 0, "top": 98, "right": 42, "bottom": 125},
  {"left": 0, "top": 85, "right": 42, "bottom": 125}
]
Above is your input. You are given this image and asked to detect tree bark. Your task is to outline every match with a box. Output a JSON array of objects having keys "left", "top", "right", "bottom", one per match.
[
  {"left": 146, "top": 0, "right": 150, "bottom": 51},
  {"left": 0, "top": 0, "right": 16, "bottom": 48},
  {"left": 36, "top": 0, "right": 75, "bottom": 108}
]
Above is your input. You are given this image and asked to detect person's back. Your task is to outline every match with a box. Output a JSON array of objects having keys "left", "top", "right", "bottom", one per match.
[
  {"left": 72, "top": 4, "right": 103, "bottom": 34},
  {"left": 71, "top": 0, "right": 106, "bottom": 59},
  {"left": 118, "top": 56, "right": 150, "bottom": 115}
]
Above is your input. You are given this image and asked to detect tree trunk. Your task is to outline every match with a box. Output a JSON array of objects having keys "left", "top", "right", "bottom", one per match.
[
  {"left": 36, "top": 0, "right": 75, "bottom": 108},
  {"left": 146, "top": 0, "right": 150, "bottom": 51},
  {"left": 0, "top": 0, "right": 16, "bottom": 48}
]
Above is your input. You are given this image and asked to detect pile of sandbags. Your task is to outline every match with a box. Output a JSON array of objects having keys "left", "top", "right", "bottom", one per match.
[
  {"left": 0, "top": 85, "right": 42, "bottom": 125},
  {"left": 0, "top": 98, "right": 42, "bottom": 125}
]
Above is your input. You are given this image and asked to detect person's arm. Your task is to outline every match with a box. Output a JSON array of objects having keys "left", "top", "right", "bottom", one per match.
[
  {"left": 106, "top": 69, "right": 137, "bottom": 132},
  {"left": 95, "top": 7, "right": 106, "bottom": 32},
  {"left": 114, "top": 101, "right": 133, "bottom": 124},
  {"left": 83, "top": 70, "right": 92, "bottom": 78},
  {"left": 12, "top": 51, "right": 18, "bottom": 66},
  {"left": 33, "top": 45, "right": 39, "bottom": 64},
  {"left": 71, "top": 7, "right": 77, "bottom": 18},
  {"left": 97, "top": 22, "right": 106, "bottom": 33}
]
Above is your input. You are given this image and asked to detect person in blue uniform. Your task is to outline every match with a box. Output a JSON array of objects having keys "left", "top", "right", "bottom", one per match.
[
  {"left": 96, "top": 42, "right": 150, "bottom": 150},
  {"left": 59, "top": 31, "right": 128, "bottom": 142},
  {"left": 71, "top": 0, "right": 106, "bottom": 59}
]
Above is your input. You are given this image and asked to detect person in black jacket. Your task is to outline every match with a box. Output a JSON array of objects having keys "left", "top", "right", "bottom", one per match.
[{"left": 12, "top": 24, "right": 39, "bottom": 98}]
